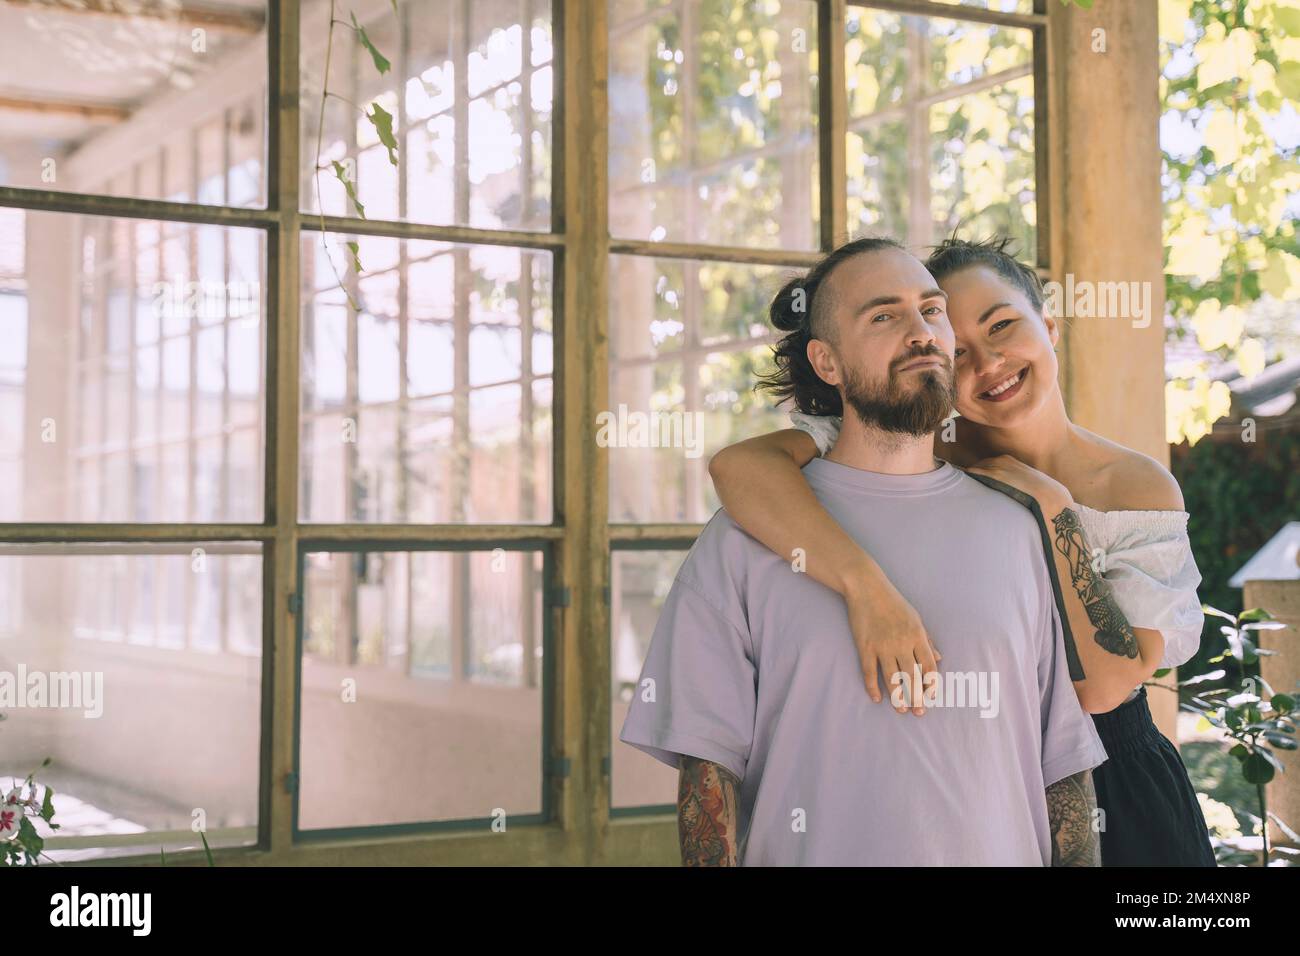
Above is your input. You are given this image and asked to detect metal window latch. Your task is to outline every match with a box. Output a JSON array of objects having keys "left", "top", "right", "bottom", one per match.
[
  {"left": 551, "top": 756, "right": 571, "bottom": 778},
  {"left": 287, "top": 592, "right": 302, "bottom": 614},
  {"left": 550, "top": 586, "right": 571, "bottom": 608},
  {"left": 283, "top": 772, "right": 298, "bottom": 794}
]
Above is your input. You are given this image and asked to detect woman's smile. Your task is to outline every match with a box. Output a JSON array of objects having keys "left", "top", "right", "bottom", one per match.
[{"left": 976, "top": 365, "right": 1029, "bottom": 403}]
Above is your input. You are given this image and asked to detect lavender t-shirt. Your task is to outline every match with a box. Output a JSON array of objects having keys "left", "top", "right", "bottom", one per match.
[{"left": 619, "top": 457, "right": 1108, "bottom": 866}]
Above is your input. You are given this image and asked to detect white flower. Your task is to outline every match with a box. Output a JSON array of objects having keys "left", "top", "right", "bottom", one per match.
[{"left": 0, "top": 789, "right": 24, "bottom": 842}]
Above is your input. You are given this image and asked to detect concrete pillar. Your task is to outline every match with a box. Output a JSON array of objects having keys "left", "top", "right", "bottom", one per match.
[{"left": 1048, "top": 3, "right": 1177, "bottom": 740}]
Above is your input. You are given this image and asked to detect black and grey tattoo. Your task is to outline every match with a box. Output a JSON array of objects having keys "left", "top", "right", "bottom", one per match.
[
  {"left": 1051, "top": 508, "right": 1139, "bottom": 659},
  {"left": 1046, "top": 770, "right": 1101, "bottom": 866}
]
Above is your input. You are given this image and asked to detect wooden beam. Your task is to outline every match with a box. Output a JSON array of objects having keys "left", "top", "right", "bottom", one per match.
[
  {"left": 1047, "top": 0, "right": 1175, "bottom": 741},
  {"left": 0, "top": 95, "right": 129, "bottom": 122},
  {"left": 0, "top": 0, "right": 266, "bottom": 34},
  {"left": 0, "top": 186, "right": 276, "bottom": 227},
  {"left": 610, "top": 237, "right": 822, "bottom": 267},
  {"left": 850, "top": 0, "right": 1047, "bottom": 29},
  {"left": 819, "top": 0, "right": 848, "bottom": 249},
  {"left": 263, "top": 0, "right": 300, "bottom": 858},
  {"left": 554, "top": 0, "right": 610, "bottom": 865}
]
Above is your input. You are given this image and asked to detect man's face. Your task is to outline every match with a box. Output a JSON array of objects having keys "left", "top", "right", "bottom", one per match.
[{"left": 808, "top": 247, "right": 957, "bottom": 436}]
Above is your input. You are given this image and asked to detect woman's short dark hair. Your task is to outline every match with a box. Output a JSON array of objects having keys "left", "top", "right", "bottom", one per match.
[
  {"left": 756, "top": 236, "right": 905, "bottom": 417},
  {"left": 924, "top": 234, "right": 1044, "bottom": 314}
]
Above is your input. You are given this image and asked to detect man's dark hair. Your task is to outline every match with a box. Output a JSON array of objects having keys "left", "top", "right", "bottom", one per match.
[
  {"left": 924, "top": 234, "right": 1044, "bottom": 314},
  {"left": 757, "top": 236, "right": 906, "bottom": 416}
]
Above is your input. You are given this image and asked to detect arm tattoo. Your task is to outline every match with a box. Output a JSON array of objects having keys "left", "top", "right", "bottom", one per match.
[
  {"left": 1046, "top": 770, "right": 1101, "bottom": 867},
  {"left": 1051, "top": 508, "right": 1139, "bottom": 659},
  {"left": 678, "top": 756, "right": 741, "bottom": 866}
]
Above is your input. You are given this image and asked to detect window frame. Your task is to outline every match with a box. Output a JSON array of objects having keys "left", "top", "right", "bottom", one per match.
[{"left": 0, "top": 0, "right": 1055, "bottom": 864}]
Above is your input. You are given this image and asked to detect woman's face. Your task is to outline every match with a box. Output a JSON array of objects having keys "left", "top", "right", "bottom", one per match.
[{"left": 939, "top": 265, "right": 1060, "bottom": 429}]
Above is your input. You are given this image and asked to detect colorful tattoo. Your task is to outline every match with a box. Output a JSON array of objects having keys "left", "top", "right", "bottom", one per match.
[{"left": 678, "top": 756, "right": 741, "bottom": 866}]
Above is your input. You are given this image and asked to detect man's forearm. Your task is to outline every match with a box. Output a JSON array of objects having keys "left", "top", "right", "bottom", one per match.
[
  {"left": 1046, "top": 770, "right": 1101, "bottom": 867},
  {"left": 678, "top": 756, "right": 741, "bottom": 866}
]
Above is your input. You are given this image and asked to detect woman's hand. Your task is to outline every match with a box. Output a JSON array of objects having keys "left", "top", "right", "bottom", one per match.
[
  {"left": 963, "top": 454, "right": 1074, "bottom": 517},
  {"left": 843, "top": 572, "right": 942, "bottom": 716}
]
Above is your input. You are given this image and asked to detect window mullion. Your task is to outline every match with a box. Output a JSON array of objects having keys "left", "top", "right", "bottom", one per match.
[
  {"left": 819, "top": 0, "right": 849, "bottom": 249},
  {"left": 264, "top": 0, "right": 302, "bottom": 859}
]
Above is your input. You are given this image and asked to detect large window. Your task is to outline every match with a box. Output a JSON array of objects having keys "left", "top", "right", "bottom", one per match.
[
  {"left": 607, "top": 0, "right": 1047, "bottom": 809},
  {"left": 0, "top": 0, "right": 1048, "bottom": 862}
]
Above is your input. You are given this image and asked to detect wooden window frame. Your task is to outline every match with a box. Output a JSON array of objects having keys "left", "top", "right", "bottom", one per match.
[{"left": 0, "top": 0, "right": 1057, "bottom": 865}]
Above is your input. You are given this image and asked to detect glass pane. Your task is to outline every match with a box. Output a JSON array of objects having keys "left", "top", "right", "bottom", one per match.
[
  {"left": 845, "top": 10, "right": 1036, "bottom": 255},
  {"left": 0, "top": 3, "right": 267, "bottom": 206},
  {"left": 608, "top": 254, "right": 788, "bottom": 522},
  {"left": 298, "top": 548, "right": 545, "bottom": 831},
  {"left": 300, "top": 232, "right": 552, "bottom": 523},
  {"left": 930, "top": 0, "right": 1033, "bottom": 13},
  {"left": 0, "top": 542, "right": 262, "bottom": 862},
  {"left": 0, "top": 210, "right": 264, "bottom": 522},
  {"left": 611, "top": 548, "right": 689, "bottom": 809},
  {"left": 301, "top": 0, "right": 553, "bottom": 230},
  {"left": 609, "top": 0, "right": 820, "bottom": 250}
]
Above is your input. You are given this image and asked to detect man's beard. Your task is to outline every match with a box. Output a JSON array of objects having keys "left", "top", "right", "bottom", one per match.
[{"left": 841, "top": 349, "right": 956, "bottom": 437}]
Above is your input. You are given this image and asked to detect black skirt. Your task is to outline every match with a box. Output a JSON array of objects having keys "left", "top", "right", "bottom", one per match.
[{"left": 1090, "top": 686, "right": 1217, "bottom": 867}]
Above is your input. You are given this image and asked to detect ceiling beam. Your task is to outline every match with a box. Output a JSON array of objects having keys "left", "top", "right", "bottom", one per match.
[
  {"left": 0, "top": 94, "right": 130, "bottom": 122},
  {"left": 0, "top": 0, "right": 265, "bottom": 34}
]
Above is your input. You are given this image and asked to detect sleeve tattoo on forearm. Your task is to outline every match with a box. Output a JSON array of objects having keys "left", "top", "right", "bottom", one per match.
[
  {"left": 1046, "top": 770, "right": 1101, "bottom": 866},
  {"left": 1050, "top": 508, "right": 1138, "bottom": 659},
  {"left": 678, "top": 756, "right": 741, "bottom": 866}
]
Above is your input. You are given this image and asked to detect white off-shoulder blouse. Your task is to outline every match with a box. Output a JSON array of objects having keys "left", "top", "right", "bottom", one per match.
[{"left": 788, "top": 412, "right": 1206, "bottom": 676}]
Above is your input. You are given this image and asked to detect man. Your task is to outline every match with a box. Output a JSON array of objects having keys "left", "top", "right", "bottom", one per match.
[{"left": 618, "top": 237, "right": 1107, "bottom": 866}]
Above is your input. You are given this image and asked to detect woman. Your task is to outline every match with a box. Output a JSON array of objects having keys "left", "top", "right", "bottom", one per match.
[{"left": 709, "top": 235, "right": 1216, "bottom": 866}]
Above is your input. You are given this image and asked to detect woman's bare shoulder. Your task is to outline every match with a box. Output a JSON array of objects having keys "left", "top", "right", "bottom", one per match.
[{"left": 1077, "top": 429, "right": 1185, "bottom": 512}]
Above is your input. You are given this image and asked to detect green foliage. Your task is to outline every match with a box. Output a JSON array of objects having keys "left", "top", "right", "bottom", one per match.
[
  {"left": 1175, "top": 605, "right": 1298, "bottom": 864},
  {"left": 1170, "top": 428, "right": 1300, "bottom": 678},
  {"left": 314, "top": 2, "right": 401, "bottom": 302},
  {"left": 350, "top": 11, "right": 391, "bottom": 76},
  {"left": 366, "top": 102, "right": 399, "bottom": 167},
  {"left": 0, "top": 757, "right": 60, "bottom": 867},
  {"left": 331, "top": 160, "right": 365, "bottom": 218},
  {"left": 1161, "top": 0, "right": 1300, "bottom": 443}
]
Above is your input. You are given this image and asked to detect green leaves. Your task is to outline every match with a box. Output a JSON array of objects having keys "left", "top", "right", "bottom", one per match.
[
  {"left": 1162, "top": 5, "right": 1300, "bottom": 445},
  {"left": 1241, "top": 751, "right": 1276, "bottom": 785},
  {"left": 40, "top": 784, "right": 55, "bottom": 826},
  {"left": 350, "top": 11, "right": 390, "bottom": 75},
  {"left": 17, "top": 817, "right": 42, "bottom": 857},
  {"left": 330, "top": 160, "right": 365, "bottom": 218},
  {"left": 1239, "top": 607, "right": 1277, "bottom": 624},
  {"left": 1177, "top": 603, "right": 1297, "bottom": 861},
  {"left": 320, "top": 4, "right": 403, "bottom": 302},
  {"left": 367, "top": 101, "right": 399, "bottom": 166}
]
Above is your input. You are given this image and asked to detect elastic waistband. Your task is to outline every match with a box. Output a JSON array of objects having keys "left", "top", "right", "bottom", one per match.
[{"left": 1090, "top": 686, "right": 1166, "bottom": 756}]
